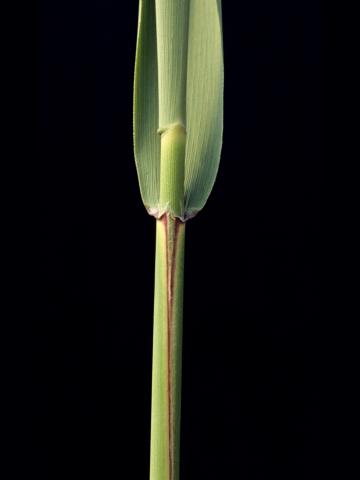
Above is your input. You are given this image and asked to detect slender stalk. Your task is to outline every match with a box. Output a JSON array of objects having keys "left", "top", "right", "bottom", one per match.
[
  {"left": 150, "top": 214, "right": 185, "bottom": 480},
  {"left": 150, "top": 117, "right": 186, "bottom": 479}
]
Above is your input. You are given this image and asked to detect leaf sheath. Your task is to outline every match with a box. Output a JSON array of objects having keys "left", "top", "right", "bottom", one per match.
[{"left": 150, "top": 214, "right": 185, "bottom": 480}]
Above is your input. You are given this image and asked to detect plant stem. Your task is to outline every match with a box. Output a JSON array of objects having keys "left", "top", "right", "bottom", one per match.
[
  {"left": 150, "top": 214, "right": 185, "bottom": 480},
  {"left": 150, "top": 119, "right": 186, "bottom": 480}
]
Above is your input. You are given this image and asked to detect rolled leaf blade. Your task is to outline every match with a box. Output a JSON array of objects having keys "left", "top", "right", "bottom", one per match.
[{"left": 155, "top": 0, "right": 190, "bottom": 130}]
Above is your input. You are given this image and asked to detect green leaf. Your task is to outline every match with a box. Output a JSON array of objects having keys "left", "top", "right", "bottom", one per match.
[
  {"left": 133, "top": 0, "right": 160, "bottom": 213},
  {"left": 184, "top": 0, "right": 223, "bottom": 217},
  {"left": 133, "top": 0, "right": 223, "bottom": 219}
]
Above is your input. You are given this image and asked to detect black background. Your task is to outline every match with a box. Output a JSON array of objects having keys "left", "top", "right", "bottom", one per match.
[{"left": 35, "top": 1, "right": 324, "bottom": 478}]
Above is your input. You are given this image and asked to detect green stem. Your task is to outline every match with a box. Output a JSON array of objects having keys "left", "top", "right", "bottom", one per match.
[
  {"left": 150, "top": 112, "right": 186, "bottom": 480},
  {"left": 158, "top": 123, "right": 186, "bottom": 218},
  {"left": 150, "top": 214, "right": 185, "bottom": 480}
]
